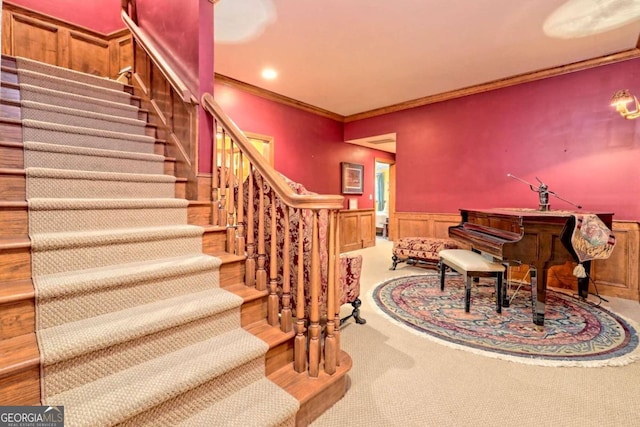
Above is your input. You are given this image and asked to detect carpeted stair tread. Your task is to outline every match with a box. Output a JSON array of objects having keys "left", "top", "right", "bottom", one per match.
[
  {"left": 16, "top": 56, "right": 125, "bottom": 91},
  {"left": 19, "top": 83, "right": 139, "bottom": 120},
  {"left": 36, "top": 253, "right": 220, "bottom": 300},
  {"left": 176, "top": 377, "right": 299, "bottom": 427},
  {"left": 28, "top": 197, "right": 188, "bottom": 232},
  {"left": 17, "top": 68, "right": 132, "bottom": 104},
  {"left": 26, "top": 168, "right": 176, "bottom": 199},
  {"left": 22, "top": 119, "right": 156, "bottom": 154},
  {"left": 24, "top": 141, "right": 165, "bottom": 174},
  {"left": 38, "top": 287, "right": 243, "bottom": 365},
  {"left": 21, "top": 100, "right": 147, "bottom": 135},
  {"left": 47, "top": 328, "right": 268, "bottom": 426},
  {"left": 35, "top": 254, "right": 222, "bottom": 329},
  {"left": 30, "top": 224, "right": 203, "bottom": 251},
  {"left": 30, "top": 225, "right": 205, "bottom": 275}
]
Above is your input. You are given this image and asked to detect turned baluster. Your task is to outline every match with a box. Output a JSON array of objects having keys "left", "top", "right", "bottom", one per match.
[
  {"left": 244, "top": 168, "right": 256, "bottom": 287},
  {"left": 280, "top": 206, "right": 293, "bottom": 333},
  {"left": 235, "top": 152, "right": 245, "bottom": 256},
  {"left": 225, "top": 139, "right": 236, "bottom": 254},
  {"left": 218, "top": 129, "right": 228, "bottom": 228},
  {"left": 255, "top": 180, "right": 267, "bottom": 291},
  {"left": 267, "top": 191, "right": 279, "bottom": 326},
  {"left": 334, "top": 210, "right": 342, "bottom": 365},
  {"left": 210, "top": 122, "right": 220, "bottom": 226},
  {"left": 308, "top": 210, "right": 321, "bottom": 378},
  {"left": 294, "top": 210, "right": 307, "bottom": 373},
  {"left": 324, "top": 210, "right": 337, "bottom": 375}
]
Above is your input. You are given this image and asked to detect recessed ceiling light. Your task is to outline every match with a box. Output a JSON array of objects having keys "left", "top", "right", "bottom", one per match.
[
  {"left": 261, "top": 68, "right": 278, "bottom": 80},
  {"left": 544, "top": 0, "right": 640, "bottom": 38}
]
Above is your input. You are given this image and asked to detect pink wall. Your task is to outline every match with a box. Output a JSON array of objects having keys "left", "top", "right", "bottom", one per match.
[
  {"left": 8, "top": 0, "right": 123, "bottom": 33},
  {"left": 345, "top": 58, "right": 640, "bottom": 221},
  {"left": 214, "top": 83, "right": 394, "bottom": 209}
]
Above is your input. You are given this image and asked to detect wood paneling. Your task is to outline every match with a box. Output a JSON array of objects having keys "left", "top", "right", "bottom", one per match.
[
  {"left": 68, "top": 32, "right": 110, "bottom": 76},
  {"left": 338, "top": 209, "right": 375, "bottom": 253},
  {"left": 393, "top": 211, "right": 640, "bottom": 301},
  {"left": 2, "top": 2, "right": 132, "bottom": 80}
]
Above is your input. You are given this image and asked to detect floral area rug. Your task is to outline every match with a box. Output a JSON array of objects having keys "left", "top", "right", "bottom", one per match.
[{"left": 372, "top": 274, "right": 639, "bottom": 367}]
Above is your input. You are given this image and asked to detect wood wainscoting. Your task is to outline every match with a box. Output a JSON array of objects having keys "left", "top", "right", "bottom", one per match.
[
  {"left": 339, "top": 209, "right": 375, "bottom": 253},
  {"left": 391, "top": 211, "right": 640, "bottom": 302},
  {"left": 1, "top": 2, "right": 131, "bottom": 79}
]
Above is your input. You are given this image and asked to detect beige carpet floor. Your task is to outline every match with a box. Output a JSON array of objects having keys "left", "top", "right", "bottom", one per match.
[{"left": 312, "top": 238, "right": 640, "bottom": 427}]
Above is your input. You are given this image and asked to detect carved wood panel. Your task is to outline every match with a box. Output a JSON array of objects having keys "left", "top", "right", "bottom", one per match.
[{"left": 69, "top": 32, "right": 110, "bottom": 76}]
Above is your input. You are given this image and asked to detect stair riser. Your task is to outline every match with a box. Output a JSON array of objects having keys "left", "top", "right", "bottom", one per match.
[
  {"left": 23, "top": 127, "right": 156, "bottom": 155},
  {"left": 32, "top": 235, "right": 204, "bottom": 276},
  {"left": 0, "top": 205, "right": 27, "bottom": 238},
  {"left": 0, "top": 299, "right": 34, "bottom": 341},
  {"left": 0, "top": 143, "right": 23, "bottom": 169},
  {"left": 26, "top": 176, "right": 175, "bottom": 199},
  {"left": 1, "top": 101, "right": 20, "bottom": 120},
  {"left": 43, "top": 309, "right": 242, "bottom": 396},
  {"left": 1, "top": 69, "right": 18, "bottom": 84},
  {"left": 0, "top": 246, "right": 30, "bottom": 282},
  {"left": 22, "top": 107, "right": 147, "bottom": 136},
  {"left": 0, "top": 173, "right": 25, "bottom": 202},
  {"left": 265, "top": 338, "right": 295, "bottom": 376},
  {"left": 18, "top": 73, "right": 131, "bottom": 105},
  {"left": 0, "top": 366, "right": 40, "bottom": 405},
  {"left": 0, "top": 119, "right": 21, "bottom": 143},
  {"left": 25, "top": 149, "right": 164, "bottom": 175},
  {"left": 203, "top": 228, "right": 227, "bottom": 253}
]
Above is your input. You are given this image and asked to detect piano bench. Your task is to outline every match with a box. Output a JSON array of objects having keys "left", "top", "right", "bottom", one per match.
[
  {"left": 439, "top": 249, "right": 505, "bottom": 314},
  {"left": 391, "top": 237, "right": 459, "bottom": 270}
]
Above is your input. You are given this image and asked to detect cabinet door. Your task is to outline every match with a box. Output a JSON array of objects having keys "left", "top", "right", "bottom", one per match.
[
  {"left": 340, "top": 213, "right": 362, "bottom": 252},
  {"left": 359, "top": 211, "right": 376, "bottom": 248}
]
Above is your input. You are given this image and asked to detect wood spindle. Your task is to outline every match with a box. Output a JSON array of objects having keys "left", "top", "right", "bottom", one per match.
[
  {"left": 324, "top": 210, "right": 337, "bottom": 375},
  {"left": 334, "top": 210, "right": 342, "bottom": 365},
  {"left": 245, "top": 167, "right": 256, "bottom": 287},
  {"left": 218, "top": 129, "right": 227, "bottom": 227},
  {"left": 256, "top": 180, "right": 267, "bottom": 291},
  {"left": 267, "top": 191, "right": 279, "bottom": 326},
  {"left": 308, "top": 210, "right": 321, "bottom": 378},
  {"left": 226, "top": 139, "right": 236, "bottom": 254},
  {"left": 236, "top": 152, "right": 245, "bottom": 256},
  {"left": 280, "top": 206, "right": 293, "bottom": 332},
  {"left": 294, "top": 209, "right": 307, "bottom": 373},
  {"left": 211, "top": 121, "right": 219, "bottom": 226}
]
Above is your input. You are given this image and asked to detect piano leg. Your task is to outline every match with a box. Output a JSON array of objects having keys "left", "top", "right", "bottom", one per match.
[
  {"left": 529, "top": 266, "right": 547, "bottom": 326},
  {"left": 577, "top": 260, "right": 591, "bottom": 299}
]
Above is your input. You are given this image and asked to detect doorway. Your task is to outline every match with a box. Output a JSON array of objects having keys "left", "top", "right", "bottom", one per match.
[{"left": 375, "top": 159, "right": 394, "bottom": 239}]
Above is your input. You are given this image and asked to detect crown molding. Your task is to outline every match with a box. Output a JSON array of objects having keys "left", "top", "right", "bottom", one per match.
[{"left": 216, "top": 48, "right": 640, "bottom": 123}]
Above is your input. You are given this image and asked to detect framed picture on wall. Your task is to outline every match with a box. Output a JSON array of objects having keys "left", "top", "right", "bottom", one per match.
[{"left": 341, "top": 162, "right": 364, "bottom": 194}]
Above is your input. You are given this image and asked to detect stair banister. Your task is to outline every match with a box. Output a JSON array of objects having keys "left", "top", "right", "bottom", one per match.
[
  {"left": 201, "top": 94, "right": 344, "bottom": 377},
  {"left": 120, "top": 9, "right": 196, "bottom": 104}
]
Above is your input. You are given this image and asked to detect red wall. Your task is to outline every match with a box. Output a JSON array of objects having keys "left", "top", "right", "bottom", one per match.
[
  {"left": 214, "top": 82, "right": 394, "bottom": 209},
  {"left": 345, "top": 58, "right": 640, "bottom": 221},
  {"left": 8, "top": 0, "right": 123, "bottom": 33}
]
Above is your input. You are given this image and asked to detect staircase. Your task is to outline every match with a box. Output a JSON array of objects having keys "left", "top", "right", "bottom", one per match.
[{"left": 0, "top": 56, "right": 349, "bottom": 426}]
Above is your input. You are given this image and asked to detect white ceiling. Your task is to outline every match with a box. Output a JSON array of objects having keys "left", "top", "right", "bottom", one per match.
[{"left": 213, "top": 0, "right": 640, "bottom": 120}]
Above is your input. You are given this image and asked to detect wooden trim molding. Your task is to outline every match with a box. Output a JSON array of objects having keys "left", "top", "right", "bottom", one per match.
[
  {"left": 214, "top": 74, "right": 345, "bottom": 122},
  {"left": 345, "top": 48, "right": 640, "bottom": 122},
  {"left": 219, "top": 47, "right": 640, "bottom": 123},
  {"left": 391, "top": 211, "right": 640, "bottom": 302}
]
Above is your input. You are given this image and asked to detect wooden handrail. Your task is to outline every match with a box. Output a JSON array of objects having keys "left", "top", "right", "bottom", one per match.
[
  {"left": 120, "top": 10, "right": 196, "bottom": 104},
  {"left": 201, "top": 93, "right": 344, "bottom": 210}
]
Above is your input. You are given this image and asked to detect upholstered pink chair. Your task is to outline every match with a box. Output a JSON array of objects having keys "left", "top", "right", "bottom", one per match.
[{"left": 244, "top": 171, "right": 365, "bottom": 326}]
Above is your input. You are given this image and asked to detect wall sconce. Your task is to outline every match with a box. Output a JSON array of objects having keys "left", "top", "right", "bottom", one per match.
[{"left": 611, "top": 89, "right": 640, "bottom": 120}]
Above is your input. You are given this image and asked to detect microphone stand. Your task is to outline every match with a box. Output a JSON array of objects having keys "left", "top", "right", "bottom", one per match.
[{"left": 507, "top": 174, "right": 582, "bottom": 211}]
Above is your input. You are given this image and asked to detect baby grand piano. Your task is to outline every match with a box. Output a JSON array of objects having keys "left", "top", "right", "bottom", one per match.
[{"left": 448, "top": 208, "right": 614, "bottom": 326}]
